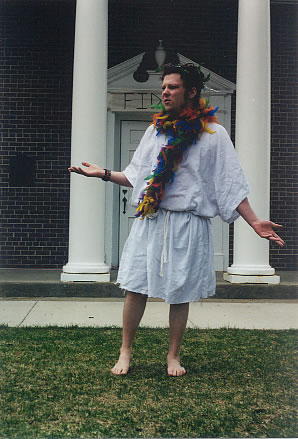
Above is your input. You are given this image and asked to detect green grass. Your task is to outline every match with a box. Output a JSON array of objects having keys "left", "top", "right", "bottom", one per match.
[{"left": 0, "top": 326, "right": 297, "bottom": 438}]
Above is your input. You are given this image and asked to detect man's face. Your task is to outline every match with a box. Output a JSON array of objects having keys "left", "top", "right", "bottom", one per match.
[{"left": 161, "top": 73, "right": 195, "bottom": 116}]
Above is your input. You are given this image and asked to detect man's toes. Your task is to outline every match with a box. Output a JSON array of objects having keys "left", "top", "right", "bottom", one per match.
[
  {"left": 111, "top": 352, "right": 131, "bottom": 376},
  {"left": 111, "top": 365, "right": 129, "bottom": 375},
  {"left": 111, "top": 368, "right": 122, "bottom": 375},
  {"left": 167, "top": 358, "right": 186, "bottom": 376},
  {"left": 167, "top": 366, "right": 186, "bottom": 376},
  {"left": 111, "top": 365, "right": 121, "bottom": 375}
]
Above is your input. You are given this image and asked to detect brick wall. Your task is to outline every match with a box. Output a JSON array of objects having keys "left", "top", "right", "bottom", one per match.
[
  {"left": 270, "top": 3, "right": 298, "bottom": 270},
  {"left": 0, "top": 0, "right": 297, "bottom": 270},
  {"left": 0, "top": 0, "right": 75, "bottom": 268}
]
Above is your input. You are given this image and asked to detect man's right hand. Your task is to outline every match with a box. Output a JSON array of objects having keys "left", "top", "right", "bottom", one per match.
[
  {"left": 68, "top": 162, "right": 103, "bottom": 178},
  {"left": 68, "top": 163, "right": 133, "bottom": 187}
]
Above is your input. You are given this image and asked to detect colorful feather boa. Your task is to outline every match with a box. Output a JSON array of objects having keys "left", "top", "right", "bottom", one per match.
[{"left": 135, "top": 98, "right": 219, "bottom": 219}]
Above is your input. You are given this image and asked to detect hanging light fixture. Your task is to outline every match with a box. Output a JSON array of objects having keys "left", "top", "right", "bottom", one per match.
[
  {"left": 154, "top": 40, "right": 166, "bottom": 70},
  {"left": 133, "top": 40, "right": 179, "bottom": 83}
]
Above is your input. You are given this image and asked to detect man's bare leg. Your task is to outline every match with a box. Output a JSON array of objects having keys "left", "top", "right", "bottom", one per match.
[
  {"left": 167, "top": 302, "right": 189, "bottom": 376},
  {"left": 111, "top": 291, "right": 147, "bottom": 375}
]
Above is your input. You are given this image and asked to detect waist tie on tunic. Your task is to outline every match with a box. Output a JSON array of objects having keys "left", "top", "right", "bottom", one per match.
[{"left": 160, "top": 210, "right": 171, "bottom": 277}]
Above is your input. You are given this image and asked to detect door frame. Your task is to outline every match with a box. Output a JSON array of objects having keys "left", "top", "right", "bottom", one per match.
[{"left": 105, "top": 111, "right": 153, "bottom": 269}]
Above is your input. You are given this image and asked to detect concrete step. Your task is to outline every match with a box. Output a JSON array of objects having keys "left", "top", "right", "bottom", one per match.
[{"left": 0, "top": 270, "right": 297, "bottom": 300}]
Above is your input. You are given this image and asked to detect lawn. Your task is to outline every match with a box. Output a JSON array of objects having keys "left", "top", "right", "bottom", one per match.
[{"left": 0, "top": 326, "right": 297, "bottom": 438}]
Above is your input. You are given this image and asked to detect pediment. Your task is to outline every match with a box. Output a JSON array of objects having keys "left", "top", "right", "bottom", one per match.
[{"left": 108, "top": 53, "right": 236, "bottom": 95}]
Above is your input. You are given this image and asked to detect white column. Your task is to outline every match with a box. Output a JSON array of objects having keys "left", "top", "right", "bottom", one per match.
[
  {"left": 61, "top": 0, "right": 110, "bottom": 282},
  {"left": 224, "top": 0, "right": 279, "bottom": 284}
]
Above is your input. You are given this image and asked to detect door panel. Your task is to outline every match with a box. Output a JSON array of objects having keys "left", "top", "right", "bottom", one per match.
[{"left": 119, "top": 121, "right": 150, "bottom": 257}]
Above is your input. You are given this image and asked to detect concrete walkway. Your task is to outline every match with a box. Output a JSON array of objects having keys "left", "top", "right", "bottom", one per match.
[
  {"left": 1, "top": 297, "right": 297, "bottom": 329},
  {"left": 0, "top": 269, "right": 297, "bottom": 329}
]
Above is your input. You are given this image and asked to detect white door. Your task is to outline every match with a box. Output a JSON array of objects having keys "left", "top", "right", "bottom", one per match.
[{"left": 119, "top": 117, "right": 228, "bottom": 270}]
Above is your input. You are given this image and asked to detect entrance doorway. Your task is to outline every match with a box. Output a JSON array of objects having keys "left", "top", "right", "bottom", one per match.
[{"left": 118, "top": 119, "right": 229, "bottom": 270}]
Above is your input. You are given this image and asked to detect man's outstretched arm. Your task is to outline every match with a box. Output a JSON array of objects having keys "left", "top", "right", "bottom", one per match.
[
  {"left": 236, "top": 197, "right": 284, "bottom": 247},
  {"left": 68, "top": 162, "right": 132, "bottom": 187}
]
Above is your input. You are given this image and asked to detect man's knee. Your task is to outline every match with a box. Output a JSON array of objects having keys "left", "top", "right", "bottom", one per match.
[
  {"left": 170, "top": 302, "right": 189, "bottom": 309},
  {"left": 126, "top": 291, "right": 148, "bottom": 301}
]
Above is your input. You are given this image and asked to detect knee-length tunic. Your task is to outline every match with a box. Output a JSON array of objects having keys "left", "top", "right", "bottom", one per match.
[{"left": 117, "top": 123, "right": 249, "bottom": 304}]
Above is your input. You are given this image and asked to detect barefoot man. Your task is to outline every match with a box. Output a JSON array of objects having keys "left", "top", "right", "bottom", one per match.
[{"left": 69, "top": 64, "right": 284, "bottom": 376}]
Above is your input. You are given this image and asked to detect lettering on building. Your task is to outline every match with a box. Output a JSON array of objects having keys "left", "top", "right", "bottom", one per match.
[{"left": 108, "top": 92, "right": 162, "bottom": 112}]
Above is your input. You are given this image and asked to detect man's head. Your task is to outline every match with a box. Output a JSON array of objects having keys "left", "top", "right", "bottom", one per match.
[{"left": 161, "top": 63, "right": 207, "bottom": 116}]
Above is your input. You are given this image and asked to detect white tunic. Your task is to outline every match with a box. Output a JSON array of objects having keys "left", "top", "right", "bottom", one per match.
[{"left": 117, "top": 123, "right": 249, "bottom": 304}]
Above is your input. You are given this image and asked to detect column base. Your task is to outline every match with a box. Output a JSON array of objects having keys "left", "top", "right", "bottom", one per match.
[
  {"left": 223, "top": 273, "right": 280, "bottom": 285},
  {"left": 62, "top": 262, "right": 110, "bottom": 273},
  {"left": 61, "top": 272, "right": 110, "bottom": 282},
  {"left": 227, "top": 264, "right": 275, "bottom": 275},
  {"left": 61, "top": 262, "right": 110, "bottom": 282}
]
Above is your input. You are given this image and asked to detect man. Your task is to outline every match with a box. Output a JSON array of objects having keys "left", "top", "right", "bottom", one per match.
[{"left": 69, "top": 64, "right": 284, "bottom": 377}]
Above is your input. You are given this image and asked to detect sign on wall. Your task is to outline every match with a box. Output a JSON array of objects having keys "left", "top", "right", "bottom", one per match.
[{"left": 108, "top": 91, "right": 162, "bottom": 112}]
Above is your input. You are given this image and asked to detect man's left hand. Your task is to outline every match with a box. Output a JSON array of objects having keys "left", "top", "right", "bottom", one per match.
[{"left": 251, "top": 220, "right": 285, "bottom": 247}]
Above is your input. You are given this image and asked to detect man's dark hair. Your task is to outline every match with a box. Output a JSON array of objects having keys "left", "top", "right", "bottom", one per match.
[{"left": 161, "top": 63, "right": 209, "bottom": 107}]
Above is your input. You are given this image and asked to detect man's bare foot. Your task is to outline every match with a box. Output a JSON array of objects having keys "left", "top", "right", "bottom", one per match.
[
  {"left": 111, "top": 349, "right": 132, "bottom": 375},
  {"left": 167, "top": 357, "right": 186, "bottom": 377}
]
